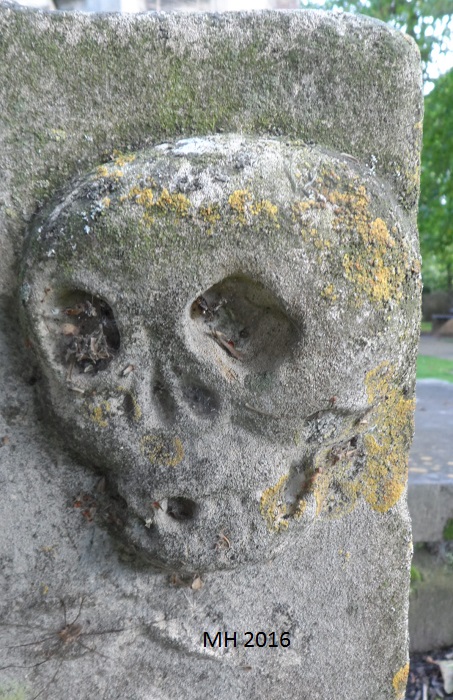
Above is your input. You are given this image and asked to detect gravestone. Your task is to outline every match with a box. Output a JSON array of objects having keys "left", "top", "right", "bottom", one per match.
[{"left": 0, "top": 5, "right": 422, "bottom": 699}]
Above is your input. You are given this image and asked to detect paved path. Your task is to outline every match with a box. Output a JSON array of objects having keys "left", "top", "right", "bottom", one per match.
[{"left": 408, "top": 335, "right": 453, "bottom": 484}]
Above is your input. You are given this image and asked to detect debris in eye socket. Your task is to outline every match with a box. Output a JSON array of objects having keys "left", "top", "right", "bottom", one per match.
[
  {"left": 59, "top": 297, "right": 120, "bottom": 375},
  {"left": 121, "top": 364, "right": 135, "bottom": 377},
  {"left": 61, "top": 323, "right": 79, "bottom": 336},
  {"left": 67, "top": 383, "right": 85, "bottom": 394},
  {"left": 210, "top": 330, "right": 243, "bottom": 360},
  {"left": 64, "top": 301, "right": 97, "bottom": 317},
  {"left": 192, "top": 295, "right": 226, "bottom": 320},
  {"left": 193, "top": 295, "right": 209, "bottom": 315},
  {"left": 66, "top": 324, "right": 112, "bottom": 370}
]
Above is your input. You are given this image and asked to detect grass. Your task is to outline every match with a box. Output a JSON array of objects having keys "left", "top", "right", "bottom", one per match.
[
  {"left": 420, "top": 321, "right": 432, "bottom": 334},
  {"left": 417, "top": 355, "right": 453, "bottom": 383}
]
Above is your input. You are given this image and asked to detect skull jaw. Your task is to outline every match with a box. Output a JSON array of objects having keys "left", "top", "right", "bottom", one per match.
[{"left": 114, "top": 490, "right": 317, "bottom": 574}]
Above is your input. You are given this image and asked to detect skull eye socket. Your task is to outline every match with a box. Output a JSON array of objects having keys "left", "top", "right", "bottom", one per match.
[
  {"left": 190, "top": 274, "right": 298, "bottom": 373},
  {"left": 43, "top": 289, "right": 120, "bottom": 375}
]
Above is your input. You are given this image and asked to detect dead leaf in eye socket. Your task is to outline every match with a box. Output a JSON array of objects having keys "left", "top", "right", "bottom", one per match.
[{"left": 210, "top": 330, "right": 243, "bottom": 360}]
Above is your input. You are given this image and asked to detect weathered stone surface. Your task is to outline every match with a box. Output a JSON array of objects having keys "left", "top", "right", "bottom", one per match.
[{"left": 0, "top": 5, "right": 421, "bottom": 700}]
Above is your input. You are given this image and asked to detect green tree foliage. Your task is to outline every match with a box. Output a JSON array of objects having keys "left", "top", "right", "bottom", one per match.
[
  {"left": 300, "top": 0, "right": 453, "bottom": 78},
  {"left": 419, "top": 68, "right": 453, "bottom": 292}
]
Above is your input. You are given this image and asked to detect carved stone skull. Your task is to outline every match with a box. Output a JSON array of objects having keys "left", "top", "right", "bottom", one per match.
[{"left": 20, "top": 135, "right": 420, "bottom": 573}]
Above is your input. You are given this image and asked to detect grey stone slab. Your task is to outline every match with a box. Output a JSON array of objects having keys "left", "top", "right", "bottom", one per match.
[
  {"left": 408, "top": 483, "right": 453, "bottom": 542},
  {"left": 0, "top": 5, "right": 422, "bottom": 700}
]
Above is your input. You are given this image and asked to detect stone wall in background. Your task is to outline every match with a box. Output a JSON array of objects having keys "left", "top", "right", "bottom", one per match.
[{"left": 0, "top": 5, "right": 422, "bottom": 699}]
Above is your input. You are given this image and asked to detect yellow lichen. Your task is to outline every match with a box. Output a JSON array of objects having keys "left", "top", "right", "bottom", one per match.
[
  {"left": 227, "top": 190, "right": 279, "bottom": 226},
  {"left": 140, "top": 435, "right": 184, "bottom": 467},
  {"left": 321, "top": 284, "right": 338, "bottom": 302},
  {"left": 97, "top": 165, "right": 110, "bottom": 178},
  {"left": 251, "top": 199, "right": 279, "bottom": 221},
  {"left": 361, "top": 362, "right": 414, "bottom": 513},
  {"left": 155, "top": 188, "right": 190, "bottom": 217},
  {"left": 370, "top": 217, "right": 395, "bottom": 247},
  {"left": 129, "top": 186, "right": 154, "bottom": 208},
  {"left": 101, "top": 196, "right": 111, "bottom": 208},
  {"left": 320, "top": 183, "right": 407, "bottom": 306},
  {"left": 260, "top": 475, "right": 289, "bottom": 532},
  {"left": 198, "top": 203, "right": 221, "bottom": 233},
  {"left": 313, "top": 469, "right": 332, "bottom": 516},
  {"left": 125, "top": 183, "right": 190, "bottom": 221},
  {"left": 292, "top": 201, "right": 313, "bottom": 217},
  {"left": 293, "top": 498, "right": 308, "bottom": 520},
  {"left": 96, "top": 165, "right": 123, "bottom": 180},
  {"left": 392, "top": 663, "right": 410, "bottom": 699},
  {"left": 228, "top": 189, "right": 252, "bottom": 223},
  {"left": 308, "top": 362, "right": 415, "bottom": 519},
  {"left": 143, "top": 211, "right": 155, "bottom": 225},
  {"left": 87, "top": 400, "right": 111, "bottom": 428},
  {"left": 113, "top": 149, "right": 136, "bottom": 167}
]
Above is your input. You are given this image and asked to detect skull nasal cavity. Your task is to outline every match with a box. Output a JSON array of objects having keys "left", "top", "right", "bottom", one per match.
[
  {"left": 182, "top": 383, "right": 219, "bottom": 417},
  {"left": 166, "top": 497, "right": 198, "bottom": 522}
]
